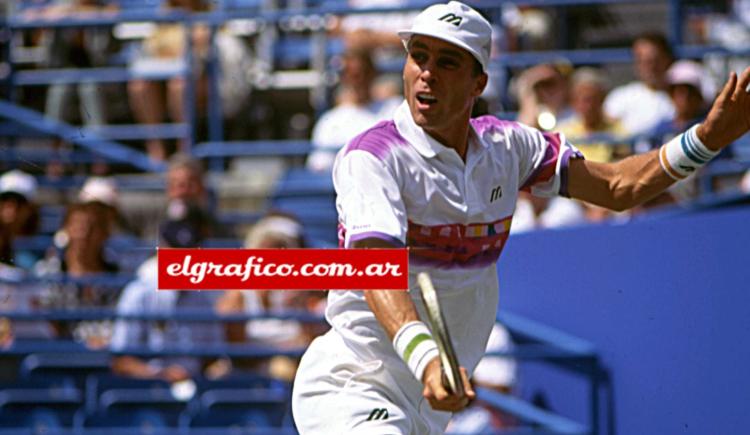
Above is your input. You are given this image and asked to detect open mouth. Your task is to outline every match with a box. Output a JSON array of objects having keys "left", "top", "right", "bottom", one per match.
[{"left": 416, "top": 93, "right": 438, "bottom": 105}]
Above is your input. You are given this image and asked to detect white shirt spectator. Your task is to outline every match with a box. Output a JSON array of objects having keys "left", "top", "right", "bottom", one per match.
[
  {"left": 241, "top": 290, "right": 304, "bottom": 347},
  {"left": 604, "top": 81, "right": 675, "bottom": 137},
  {"left": 306, "top": 97, "right": 401, "bottom": 172},
  {"left": 511, "top": 196, "right": 586, "bottom": 233}
]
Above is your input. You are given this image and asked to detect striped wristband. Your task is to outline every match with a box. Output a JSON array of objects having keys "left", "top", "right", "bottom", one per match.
[
  {"left": 659, "top": 124, "right": 720, "bottom": 180},
  {"left": 393, "top": 321, "right": 439, "bottom": 382}
]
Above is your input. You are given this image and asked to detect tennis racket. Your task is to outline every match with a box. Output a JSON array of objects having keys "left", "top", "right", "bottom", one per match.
[{"left": 417, "top": 272, "right": 465, "bottom": 396}]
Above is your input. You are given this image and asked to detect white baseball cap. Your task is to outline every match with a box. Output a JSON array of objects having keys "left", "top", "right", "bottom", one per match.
[
  {"left": 666, "top": 60, "right": 714, "bottom": 101},
  {"left": 398, "top": 1, "right": 492, "bottom": 73},
  {"left": 0, "top": 170, "right": 37, "bottom": 201},
  {"left": 78, "top": 176, "right": 118, "bottom": 207}
]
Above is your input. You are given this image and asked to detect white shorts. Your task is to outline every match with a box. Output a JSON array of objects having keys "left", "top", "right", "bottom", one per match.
[{"left": 292, "top": 329, "right": 452, "bottom": 434}]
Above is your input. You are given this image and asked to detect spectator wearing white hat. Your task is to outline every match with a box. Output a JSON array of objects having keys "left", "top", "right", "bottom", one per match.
[
  {"left": 77, "top": 176, "right": 135, "bottom": 238},
  {"left": 635, "top": 60, "right": 715, "bottom": 207},
  {"left": 647, "top": 60, "right": 713, "bottom": 150},
  {"left": 0, "top": 170, "right": 46, "bottom": 346},
  {"left": 216, "top": 213, "right": 327, "bottom": 380},
  {"left": 0, "top": 170, "right": 40, "bottom": 269}
]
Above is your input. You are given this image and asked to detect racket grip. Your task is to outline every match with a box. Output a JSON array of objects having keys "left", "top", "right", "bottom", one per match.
[{"left": 441, "top": 370, "right": 455, "bottom": 394}]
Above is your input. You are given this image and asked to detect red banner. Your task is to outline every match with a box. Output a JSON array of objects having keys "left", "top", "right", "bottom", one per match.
[{"left": 157, "top": 248, "right": 409, "bottom": 290}]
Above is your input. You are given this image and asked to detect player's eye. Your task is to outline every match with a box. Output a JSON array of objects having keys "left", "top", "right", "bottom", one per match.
[
  {"left": 410, "top": 51, "right": 428, "bottom": 64},
  {"left": 438, "top": 57, "right": 460, "bottom": 70}
]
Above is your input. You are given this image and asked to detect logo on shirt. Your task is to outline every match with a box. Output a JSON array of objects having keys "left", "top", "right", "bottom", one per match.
[
  {"left": 490, "top": 185, "right": 503, "bottom": 203},
  {"left": 438, "top": 13, "right": 463, "bottom": 26},
  {"left": 366, "top": 408, "right": 389, "bottom": 421}
]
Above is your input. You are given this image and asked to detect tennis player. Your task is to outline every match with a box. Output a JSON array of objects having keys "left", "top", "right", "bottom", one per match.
[{"left": 292, "top": 2, "right": 750, "bottom": 433}]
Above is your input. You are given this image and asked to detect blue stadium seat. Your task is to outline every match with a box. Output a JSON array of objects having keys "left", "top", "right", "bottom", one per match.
[
  {"left": 184, "top": 388, "right": 288, "bottom": 429},
  {"left": 20, "top": 353, "right": 111, "bottom": 387},
  {"left": 84, "top": 374, "right": 185, "bottom": 420},
  {"left": 272, "top": 167, "right": 334, "bottom": 198},
  {"left": 78, "top": 408, "right": 171, "bottom": 429},
  {"left": 0, "top": 377, "right": 83, "bottom": 428},
  {"left": 194, "top": 373, "right": 287, "bottom": 393},
  {"left": 269, "top": 168, "right": 338, "bottom": 246}
]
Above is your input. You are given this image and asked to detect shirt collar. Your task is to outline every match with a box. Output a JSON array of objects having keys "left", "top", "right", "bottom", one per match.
[{"left": 394, "top": 101, "right": 487, "bottom": 160}]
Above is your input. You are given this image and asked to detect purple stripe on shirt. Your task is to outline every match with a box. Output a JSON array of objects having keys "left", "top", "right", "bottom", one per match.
[
  {"left": 344, "top": 121, "right": 408, "bottom": 160},
  {"left": 347, "top": 231, "right": 405, "bottom": 248},
  {"left": 470, "top": 115, "right": 519, "bottom": 135},
  {"left": 520, "top": 133, "right": 561, "bottom": 191}
]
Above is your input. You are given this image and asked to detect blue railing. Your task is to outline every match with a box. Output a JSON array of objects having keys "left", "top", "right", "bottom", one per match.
[{"left": 0, "top": 307, "right": 605, "bottom": 434}]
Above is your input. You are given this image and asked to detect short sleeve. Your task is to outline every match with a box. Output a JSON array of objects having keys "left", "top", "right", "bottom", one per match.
[
  {"left": 515, "top": 124, "right": 584, "bottom": 198},
  {"left": 333, "top": 150, "right": 407, "bottom": 248}
]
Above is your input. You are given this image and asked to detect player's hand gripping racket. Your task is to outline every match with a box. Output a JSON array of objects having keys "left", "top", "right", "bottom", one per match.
[{"left": 417, "top": 272, "right": 465, "bottom": 397}]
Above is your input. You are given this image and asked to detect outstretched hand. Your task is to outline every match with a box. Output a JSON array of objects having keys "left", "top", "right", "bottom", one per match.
[{"left": 697, "top": 67, "right": 750, "bottom": 151}]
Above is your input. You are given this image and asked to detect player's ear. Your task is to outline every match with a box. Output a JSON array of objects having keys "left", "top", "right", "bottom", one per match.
[{"left": 472, "top": 72, "right": 488, "bottom": 97}]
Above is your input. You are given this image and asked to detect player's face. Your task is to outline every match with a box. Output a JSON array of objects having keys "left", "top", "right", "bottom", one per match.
[{"left": 403, "top": 36, "right": 487, "bottom": 143}]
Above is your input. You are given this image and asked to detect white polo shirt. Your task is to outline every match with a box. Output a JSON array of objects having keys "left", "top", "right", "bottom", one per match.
[{"left": 326, "top": 100, "right": 582, "bottom": 396}]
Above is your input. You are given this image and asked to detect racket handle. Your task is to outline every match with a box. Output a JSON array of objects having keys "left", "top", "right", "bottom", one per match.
[{"left": 441, "top": 370, "right": 454, "bottom": 394}]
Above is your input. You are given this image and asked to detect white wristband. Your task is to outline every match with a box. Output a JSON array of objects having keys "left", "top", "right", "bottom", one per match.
[
  {"left": 393, "top": 321, "right": 439, "bottom": 382},
  {"left": 659, "top": 124, "right": 719, "bottom": 180}
]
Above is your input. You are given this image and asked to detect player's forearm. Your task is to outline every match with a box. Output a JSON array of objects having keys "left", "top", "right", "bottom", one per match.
[
  {"left": 568, "top": 150, "right": 675, "bottom": 212},
  {"left": 352, "top": 238, "right": 420, "bottom": 339},
  {"left": 364, "top": 289, "right": 420, "bottom": 340}
]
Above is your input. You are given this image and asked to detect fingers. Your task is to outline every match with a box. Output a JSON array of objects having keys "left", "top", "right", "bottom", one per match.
[
  {"left": 423, "top": 367, "right": 474, "bottom": 412},
  {"left": 460, "top": 367, "right": 476, "bottom": 399},
  {"left": 718, "top": 71, "right": 737, "bottom": 103},
  {"left": 734, "top": 67, "right": 750, "bottom": 100}
]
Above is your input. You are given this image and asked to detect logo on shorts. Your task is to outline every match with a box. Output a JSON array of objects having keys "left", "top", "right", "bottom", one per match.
[
  {"left": 366, "top": 408, "right": 389, "bottom": 421},
  {"left": 438, "top": 13, "right": 463, "bottom": 26},
  {"left": 490, "top": 185, "right": 503, "bottom": 203}
]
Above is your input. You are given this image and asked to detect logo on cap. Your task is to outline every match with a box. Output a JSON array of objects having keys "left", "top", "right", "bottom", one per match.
[{"left": 438, "top": 13, "right": 462, "bottom": 26}]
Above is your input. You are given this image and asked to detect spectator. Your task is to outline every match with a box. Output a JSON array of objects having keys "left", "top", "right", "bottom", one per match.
[
  {"left": 646, "top": 60, "right": 711, "bottom": 148},
  {"left": 558, "top": 67, "right": 630, "bottom": 163},
  {"left": 110, "top": 200, "right": 223, "bottom": 382},
  {"left": 77, "top": 176, "right": 140, "bottom": 240},
  {"left": 512, "top": 65, "right": 586, "bottom": 230},
  {"left": 694, "top": 0, "right": 750, "bottom": 91},
  {"left": 514, "top": 63, "right": 573, "bottom": 131},
  {"left": 216, "top": 213, "right": 326, "bottom": 380},
  {"left": 0, "top": 170, "right": 39, "bottom": 270},
  {"left": 21, "top": 0, "right": 119, "bottom": 176},
  {"left": 25, "top": 0, "right": 117, "bottom": 128},
  {"left": 636, "top": 61, "right": 714, "bottom": 206},
  {"left": 122, "top": 153, "right": 215, "bottom": 241},
  {"left": 332, "top": 0, "right": 417, "bottom": 54},
  {"left": 306, "top": 48, "right": 401, "bottom": 173},
  {"left": 0, "top": 171, "right": 45, "bottom": 346},
  {"left": 33, "top": 202, "right": 118, "bottom": 344},
  {"left": 604, "top": 32, "right": 675, "bottom": 136},
  {"left": 510, "top": 192, "right": 586, "bottom": 233},
  {"left": 127, "top": 0, "right": 251, "bottom": 161}
]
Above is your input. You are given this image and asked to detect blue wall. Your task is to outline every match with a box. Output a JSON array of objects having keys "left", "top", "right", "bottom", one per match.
[{"left": 498, "top": 206, "right": 750, "bottom": 435}]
